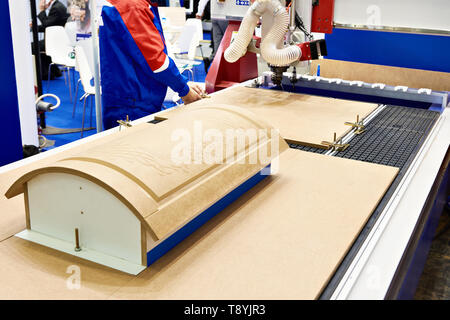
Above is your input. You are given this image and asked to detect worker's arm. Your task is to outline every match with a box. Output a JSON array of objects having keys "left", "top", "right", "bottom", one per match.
[
  {"left": 121, "top": 6, "right": 201, "bottom": 101},
  {"left": 196, "top": 0, "right": 210, "bottom": 19}
]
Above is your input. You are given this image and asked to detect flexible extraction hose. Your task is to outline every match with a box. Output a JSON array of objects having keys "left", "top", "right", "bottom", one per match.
[
  {"left": 35, "top": 94, "right": 61, "bottom": 112},
  {"left": 224, "top": 1, "right": 262, "bottom": 63},
  {"left": 260, "top": 1, "right": 301, "bottom": 66},
  {"left": 38, "top": 135, "right": 48, "bottom": 149},
  {"left": 224, "top": 0, "right": 302, "bottom": 66}
]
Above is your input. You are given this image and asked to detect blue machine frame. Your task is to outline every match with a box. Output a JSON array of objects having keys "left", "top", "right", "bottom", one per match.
[{"left": 325, "top": 29, "right": 450, "bottom": 73}]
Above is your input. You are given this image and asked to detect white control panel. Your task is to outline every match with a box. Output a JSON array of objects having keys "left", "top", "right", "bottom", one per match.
[
  {"left": 211, "top": 0, "right": 252, "bottom": 20},
  {"left": 210, "top": 0, "right": 312, "bottom": 34}
]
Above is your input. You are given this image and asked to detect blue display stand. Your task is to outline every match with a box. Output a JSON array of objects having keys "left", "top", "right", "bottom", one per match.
[
  {"left": 325, "top": 28, "right": 450, "bottom": 73},
  {"left": 0, "top": 1, "right": 23, "bottom": 167}
]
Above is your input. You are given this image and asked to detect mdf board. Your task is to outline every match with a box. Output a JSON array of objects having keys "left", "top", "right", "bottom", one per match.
[
  {"left": 310, "top": 59, "right": 450, "bottom": 92},
  {"left": 5, "top": 105, "right": 287, "bottom": 272},
  {"left": 0, "top": 123, "right": 153, "bottom": 242},
  {"left": 6, "top": 105, "right": 286, "bottom": 240},
  {"left": 0, "top": 149, "right": 398, "bottom": 299},
  {"left": 0, "top": 105, "right": 282, "bottom": 243},
  {"left": 161, "top": 87, "right": 378, "bottom": 149}
]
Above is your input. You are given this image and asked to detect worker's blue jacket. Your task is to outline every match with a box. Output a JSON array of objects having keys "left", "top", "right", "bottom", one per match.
[{"left": 99, "top": 0, "right": 189, "bottom": 129}]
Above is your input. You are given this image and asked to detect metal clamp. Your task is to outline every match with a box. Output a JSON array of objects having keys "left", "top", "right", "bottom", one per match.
[
  {"left": 345, "top": 115, "right": 366, "bottom": 135},
  {"left": 321, "top": 132, "right": 350, "bottom": 151},
  {"left": 117, "top": 115, "right": 132, "bottom": 131}
]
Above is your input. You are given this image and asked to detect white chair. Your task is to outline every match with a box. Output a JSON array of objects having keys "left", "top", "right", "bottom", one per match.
[
  {"left": 169, "top": 24, "right": 197, "bottom": 58},
  {"left": 168, "top": 22, "right": 203, "bottom": 81},
  {"left": 72, "top": 38, "right": 95, "bottom": 120},
  {"left": 77, "top": 39, "right": 95, "bottom": 75},
  {"left": 169, "top": 19, "right": 203, "bottom": 60},
  {"left": 166, "top": 41, "right": 197, "bottom": 82},
  {"left": 65, "top": 21, "right": 78, "bottom": 47},
  {"left": 45, "top": 26, "right": 76, "bottom": 101},
  {"left": 185, "top": 18, "right": 203, "bottom": 48},
  {"left": 74, "top": 45, "right": 96, "bottom": 137}
]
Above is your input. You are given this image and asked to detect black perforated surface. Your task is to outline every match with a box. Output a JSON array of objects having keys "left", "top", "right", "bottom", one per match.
[
  {"left": 318, "top": 105, "right": 440, "bottom": 299},
  {"left": 335, "top": 106, "right": 440, "bottom": 169},
  {"left": 288, "top": 106, "right": 440, "bottom": 169},
  {"left": 288, "top": 143, "right": 327, "bottom": 154}
]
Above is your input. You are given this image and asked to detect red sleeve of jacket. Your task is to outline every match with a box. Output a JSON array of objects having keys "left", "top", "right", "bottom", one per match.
[{"left": 120, "top": 6, "right": 167, "bottom": 72}]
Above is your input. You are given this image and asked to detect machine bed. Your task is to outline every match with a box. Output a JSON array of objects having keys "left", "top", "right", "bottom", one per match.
[
  {"left": 0, "top": 77, "right": 447, "bottom": 299},
  {"left": 302, "top": 105, "right": 441, "bottom": 299}
]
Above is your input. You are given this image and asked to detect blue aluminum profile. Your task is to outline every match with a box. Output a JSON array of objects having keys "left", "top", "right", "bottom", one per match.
[{"left": 261, "top": 73, "right": 448, "bottom": 112}]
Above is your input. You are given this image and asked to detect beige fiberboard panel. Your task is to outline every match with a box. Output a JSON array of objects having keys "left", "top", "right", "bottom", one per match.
[
  {"left": 0, "top": 149, "right": 398, "bottom": 299},
  {"left": 310, "top": 59, "right": 450, "bottom": 92},
  {"left": 6, "top": 105, "right": 288, "bottom": 245},
  {"left": 0, "top": 124, "right": 152, "bottom": 242},
  {"left": 159, "top": 87, "right": 378, "bottom": 149}
]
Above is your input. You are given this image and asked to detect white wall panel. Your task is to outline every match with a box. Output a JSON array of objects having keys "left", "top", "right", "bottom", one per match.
[
  {"left": 9, "top": 0, "right": 39, "bottom": 146},
  {"left": 334, "top": 0, "right": 450, "bottom": 32}
]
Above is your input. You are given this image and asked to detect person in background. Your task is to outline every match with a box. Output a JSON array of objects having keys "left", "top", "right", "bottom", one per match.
[
  {"left": 99, "top": 0, "right": 205, "bottom": 130},
  {"left": 196, "top": 0, "right": 228, "bottom": 69},
  {"left": 37, "top": 0, "right": 70, "bottom": 32},
  {"left": 32, "top": 0, "right": 70, "bottom": 79}
]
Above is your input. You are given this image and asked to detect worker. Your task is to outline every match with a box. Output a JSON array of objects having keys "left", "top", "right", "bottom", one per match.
[
  {"left": 37, "top": 0, "right": 70, "bottom": 32},
  {"left": 99, "top": 0, "right": 205, "bottom": 130}
]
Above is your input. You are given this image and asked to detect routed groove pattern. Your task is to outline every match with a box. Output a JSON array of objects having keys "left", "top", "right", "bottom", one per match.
[{"left": 148, "top": 119, "right": 165, "bottom": 124}]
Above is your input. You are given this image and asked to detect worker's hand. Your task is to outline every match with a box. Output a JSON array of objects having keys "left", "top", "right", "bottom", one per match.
[
  {"left": 189, "top": 82, "right": 206, "bottom": 96},
  {"left": 195, "top": 13, "right": 203, "bottom": 20},
  {"left": 181, "top": 83, "right": 205, "bottom": 105}
]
